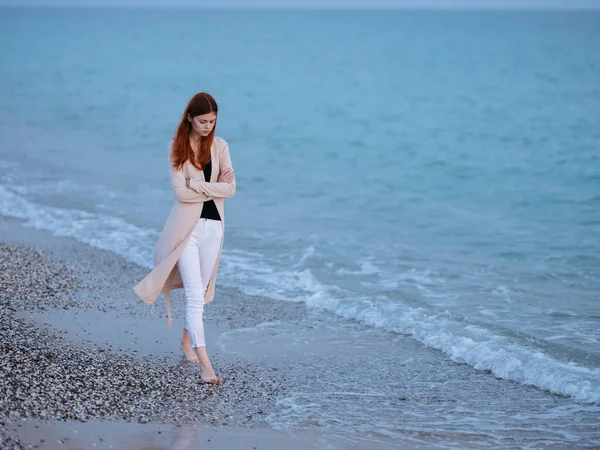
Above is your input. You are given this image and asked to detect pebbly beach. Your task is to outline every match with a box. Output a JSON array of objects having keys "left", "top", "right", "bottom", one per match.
[
  {"left": 0, "top": 214, "right": 296, "bottom": 448},
  {"left": 1, "top": 214, "right": 599, "bottom": 449},
  {"left": 0, "top": 214, "right": 412, "bottom": 449}
]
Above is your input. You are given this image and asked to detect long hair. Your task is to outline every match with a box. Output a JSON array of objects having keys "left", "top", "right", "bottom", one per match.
[{"left": 171, "top": 92, "right": 218, "bottom": 171}]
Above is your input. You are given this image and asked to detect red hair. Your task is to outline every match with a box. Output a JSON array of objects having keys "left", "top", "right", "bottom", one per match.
[{"left": 171, "top": 92, "right": 218, "bottom": 171}]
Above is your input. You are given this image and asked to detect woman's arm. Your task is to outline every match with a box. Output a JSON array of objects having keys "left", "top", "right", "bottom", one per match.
[
  {"left": 188, "top": 141, "right": 236, "bottom": 198},
  {"left": 168, "top": 143, "right": 213, "bottom": 203}
]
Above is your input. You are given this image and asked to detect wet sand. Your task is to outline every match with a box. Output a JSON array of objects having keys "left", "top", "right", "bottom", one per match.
[
  {"left": 1, "top": 214, "right": 599, "bottom": 449},
  {"left": 3, "top": 419, "right": 374, "bottom": 450}
]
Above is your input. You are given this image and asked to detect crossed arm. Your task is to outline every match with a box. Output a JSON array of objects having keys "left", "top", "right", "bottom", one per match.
[
  {"left": 169, "top": 141, "right": 236, "bottom": 203},
  {"left": 170, "top": 161, "right": 213, "bottom": 203},
  {"left": 188, "top": 142, "right": 236, "bottom": 199}
]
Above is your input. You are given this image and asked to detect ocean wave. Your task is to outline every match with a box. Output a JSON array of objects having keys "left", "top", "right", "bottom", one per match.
[
  {"left": 0, "top": 185, "right": 157, "bottom": 269},
  {"left": 1, "top": 185, "right": 598, "bottom": 404}
]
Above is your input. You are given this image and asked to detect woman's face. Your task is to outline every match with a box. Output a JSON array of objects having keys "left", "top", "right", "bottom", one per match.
[{"left": 188, "top": 112, "right": 217, "bottom": 137}]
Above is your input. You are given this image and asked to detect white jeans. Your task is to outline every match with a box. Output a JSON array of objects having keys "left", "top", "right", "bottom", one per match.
[{"left": 177, "top": 217, "right": 222, "bottom": 348}]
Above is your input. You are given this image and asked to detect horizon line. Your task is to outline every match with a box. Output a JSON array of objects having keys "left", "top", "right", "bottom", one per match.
[{"left": 1, "top": 4, "right": 600, "bottom": 11}]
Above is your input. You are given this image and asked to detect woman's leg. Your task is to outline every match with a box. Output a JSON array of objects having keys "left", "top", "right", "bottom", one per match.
[
  {"left": 178, "top": 224, "right": 207, "bottom": 350},
  {"left": 178, "top": 219, "right": 222, "bottom": 382},
  {"left": 180, "top": 327, "right": 198, "bottom": 363},
  {"left": 192, "top": 219, "right": 223, "bottom": 381}
]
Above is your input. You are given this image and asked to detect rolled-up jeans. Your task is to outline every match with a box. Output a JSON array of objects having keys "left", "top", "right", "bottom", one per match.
[{"left": 177, "top": 217, "right": 222, "bottom": 348}]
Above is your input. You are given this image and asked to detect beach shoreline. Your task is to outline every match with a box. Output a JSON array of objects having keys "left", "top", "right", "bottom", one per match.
[
  {"left": 1, "top": 214, "right": 599, "bottom": 449},
  {"left": 0, "top": 215, "right": 401, "bottom": 449}
]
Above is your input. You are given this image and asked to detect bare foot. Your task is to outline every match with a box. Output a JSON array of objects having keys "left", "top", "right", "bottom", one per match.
[
  {"left": 180, "top": 328, "right": 199, "bottom": 363},
  {"left": 179, "top": 342, "right": 200, "bottom": 363},
  {"left": 200, "top": 371, "right": 222, "bottom": 385},
  {"left": 195, "top": 346, "right": 222, "bottom": 385}
]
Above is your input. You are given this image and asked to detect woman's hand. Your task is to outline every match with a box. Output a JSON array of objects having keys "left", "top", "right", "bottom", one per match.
[{"left": 218, "top": 168, "right": 235, "bottom": 183}]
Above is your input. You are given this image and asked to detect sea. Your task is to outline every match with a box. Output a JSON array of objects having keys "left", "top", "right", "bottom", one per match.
[{"left": 1, "top": 6, "right": 599, "bottom": 447}]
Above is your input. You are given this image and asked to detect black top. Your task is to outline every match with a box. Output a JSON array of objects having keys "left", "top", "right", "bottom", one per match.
[{"left": 199, "top": 159, "right": 222, "bottom": 221}]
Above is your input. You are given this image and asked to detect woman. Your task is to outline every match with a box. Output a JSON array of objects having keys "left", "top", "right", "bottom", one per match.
[{"left": 133, "top": 92, "right": 236, "bottom": 385}]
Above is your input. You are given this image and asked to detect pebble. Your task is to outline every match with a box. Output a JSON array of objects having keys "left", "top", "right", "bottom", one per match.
[{"left": 0, "top": 243, "right": 288, "bottom": 449}]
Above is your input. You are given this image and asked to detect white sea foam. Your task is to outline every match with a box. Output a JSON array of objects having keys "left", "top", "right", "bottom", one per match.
[
  {"left": 327, "top": 297, "right": 600, "bottom": 403},
  {"left": 0, "top": 185, "right": 157, "bottom": 269},
  {"left": 219, "top": 246, "right": 600, "bottom": 404},
  {"left": 335, "top": 260, "right": 380, "bottom": 275}
]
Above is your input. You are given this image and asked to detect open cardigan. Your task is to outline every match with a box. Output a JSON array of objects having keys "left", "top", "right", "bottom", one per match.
[{"left": 133, "top": 136, "right": 236, "bottom": 326}]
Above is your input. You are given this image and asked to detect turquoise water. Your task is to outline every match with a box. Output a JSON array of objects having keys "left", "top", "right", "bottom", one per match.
[{"left": 1, "top": 6, "right": 599, "bottom": 415}]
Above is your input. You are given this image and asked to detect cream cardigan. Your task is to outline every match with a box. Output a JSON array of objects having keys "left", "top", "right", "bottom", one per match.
[{"left": 133, "top": 136, "right": 236, "bottom": 326}]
